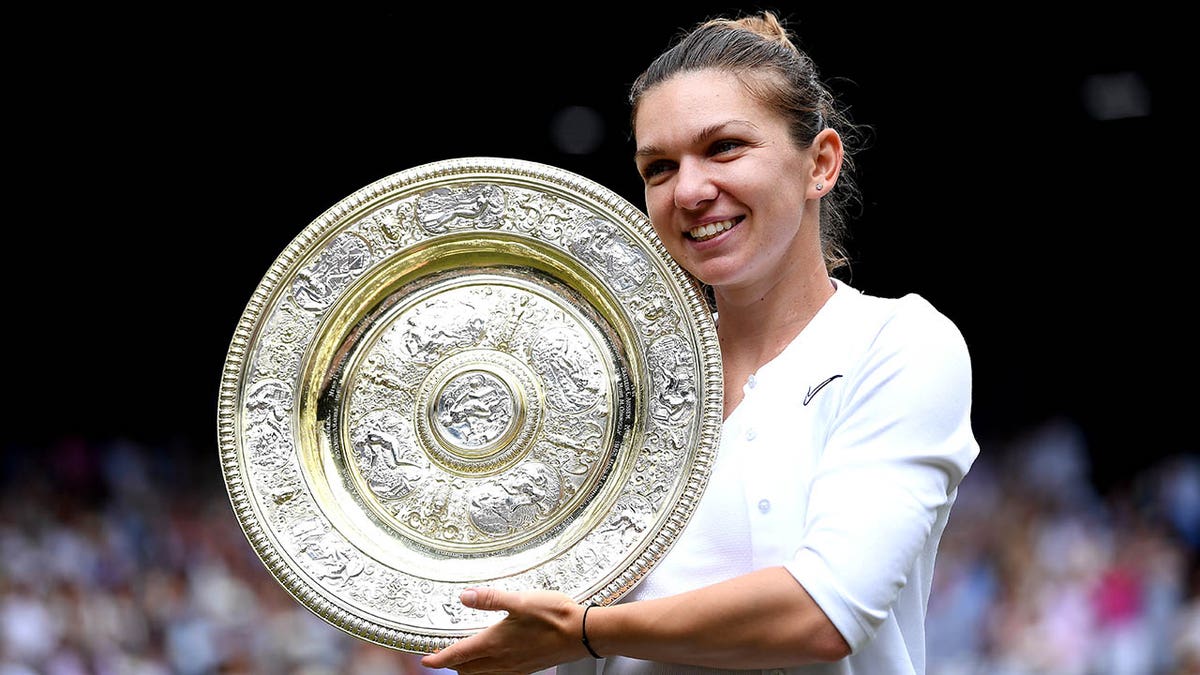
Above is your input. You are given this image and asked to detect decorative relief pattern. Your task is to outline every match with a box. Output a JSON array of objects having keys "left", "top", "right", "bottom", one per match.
[
  {"left": 647, "top": 334, "right": 698, "bottom": 427},
  {"left": 508, "top": 190, "right": 576, "bottom": 242},
  {"left": 254, "top": 300, "right": 317, "bottom": 381},
  {"left": 351, "top": 410, "right": 427, "bottom": 501},
  {"left": 221, "top": 158, "right": 720, "bottom": 653},
  {"left": 417, "top": 184, "right": 506, "bottom": 234},
  {"left": 566, "top": 218, "right": 652, "bottom": 294},
  {"left": 435, "top": 370, "right": 515, "bottom": 449},
  {"left": 345, "top": 283, "right": 609, "bottom": 550},
  {"left": 529, "top": 327, "right": 604, "bottom": 414},
  {"left": 292, "top": 232, "right": 373, "bottom": 311}
]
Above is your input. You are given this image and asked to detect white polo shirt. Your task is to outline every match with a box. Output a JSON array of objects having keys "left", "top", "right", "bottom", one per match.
[{"left": 559, "top": 281, "right": 980, "bottom": 675}]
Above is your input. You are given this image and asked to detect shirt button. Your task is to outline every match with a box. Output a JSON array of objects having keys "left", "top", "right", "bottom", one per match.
[
  {"left": 758, "top": 499, "right": 771, "bottom": 514},
  {"left": 747, "top": 374, "right": 757, "bottom": 389},
  {"left": 745, "top": 428, "right": 757, "bottom": 441}
]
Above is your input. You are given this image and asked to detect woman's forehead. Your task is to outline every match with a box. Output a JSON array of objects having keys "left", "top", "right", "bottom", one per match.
[{"left": 634, "top": 71, "right": 779, "bottom": 145}]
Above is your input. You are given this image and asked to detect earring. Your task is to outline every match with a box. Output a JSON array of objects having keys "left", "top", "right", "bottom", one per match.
[{"left": 815, "top": 183, "right": 824, "bottom": 191}]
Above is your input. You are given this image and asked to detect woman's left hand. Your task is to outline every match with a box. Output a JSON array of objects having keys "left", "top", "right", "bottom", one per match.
[{"left": 420, "top": 587, "right": 591, "bottom": 674}]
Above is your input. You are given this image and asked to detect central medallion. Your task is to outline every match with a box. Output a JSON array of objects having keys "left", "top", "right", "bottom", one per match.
[
  {"left": 416, "top": 349, "right": 541, "bottom": 477},
  {"left": 434, "top": 370, "right": 516, "bottom": 453}
]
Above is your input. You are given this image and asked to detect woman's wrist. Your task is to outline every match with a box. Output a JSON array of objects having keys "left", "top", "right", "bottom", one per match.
[{"left": 581, "top": 602, "right": 602, "bottom": 658}]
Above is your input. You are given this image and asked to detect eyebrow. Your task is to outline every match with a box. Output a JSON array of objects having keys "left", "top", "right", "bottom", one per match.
[{"left": 634, "top": 120, "right": 760, "bottom": 159}]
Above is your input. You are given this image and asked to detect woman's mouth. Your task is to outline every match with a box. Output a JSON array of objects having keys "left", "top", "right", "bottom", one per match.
[{"left": 687, "top": 217, "right": 740, "bottom": 241}]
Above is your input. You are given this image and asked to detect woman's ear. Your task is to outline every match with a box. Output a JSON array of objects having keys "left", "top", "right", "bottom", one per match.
[{"left": 809, "top": 128, "right": 844, "bottom": 199}]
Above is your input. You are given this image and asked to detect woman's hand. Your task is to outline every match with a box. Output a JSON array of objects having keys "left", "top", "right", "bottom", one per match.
[{"left": 420, "top": 587, "right": 591, "bottom": 674}]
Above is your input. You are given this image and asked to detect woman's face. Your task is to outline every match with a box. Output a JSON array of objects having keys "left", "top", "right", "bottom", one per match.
[{"left": 633, "top": 69, "right": 820, "bottom": 295}]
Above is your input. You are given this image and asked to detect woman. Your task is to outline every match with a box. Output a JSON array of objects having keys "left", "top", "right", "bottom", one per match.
[{"left": 422, "top": 11, "right": 978, "bottom": 674}]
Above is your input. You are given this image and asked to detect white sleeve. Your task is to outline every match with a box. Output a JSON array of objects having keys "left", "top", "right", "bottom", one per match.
[{"left": 784, "top": 298, "right": 979, "bottom": 651}]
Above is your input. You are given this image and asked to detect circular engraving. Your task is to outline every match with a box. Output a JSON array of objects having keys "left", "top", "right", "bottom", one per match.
[
  {"left": 410, "top": 347, "right": 543, "bottom": 480},
  {"left": 218, "top": 157, "right": 723, "bottom": 655},
  {"left": 435, "top": 370, "right": 516, "bottom": 453}
]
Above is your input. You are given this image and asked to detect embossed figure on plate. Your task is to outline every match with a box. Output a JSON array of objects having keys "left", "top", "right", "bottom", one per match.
[
  {"left": 467, "top": 461, "right": 562, "bottom": 536},
  {"left": 417, "top": 184, "right": 505, "bottom": 233},
  {"left": 435, "top": 371, "right": 516, "bottom": 450},
  {"left": 292, "top": 233, "right": 373, "bottom": 311},
  {"left": 352, "top": 409, "right": 428, "bottom": 501}
]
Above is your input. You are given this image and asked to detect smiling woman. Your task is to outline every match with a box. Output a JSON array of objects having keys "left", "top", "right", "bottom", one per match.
[
  {"left": 420, "top": 11, "right": 980, "bottom": 675},
  {"left": 0, "top": 4, "right": 1176, "bottom": 674}
]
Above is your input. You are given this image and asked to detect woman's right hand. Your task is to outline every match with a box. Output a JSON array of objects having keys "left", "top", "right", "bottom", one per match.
[{"left": 420, "top": 587, "right": 591, "bottom": 674}]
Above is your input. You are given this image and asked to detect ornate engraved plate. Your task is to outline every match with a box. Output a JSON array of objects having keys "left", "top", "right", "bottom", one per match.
[{"left": 217, "top": 157, "right": 722, "bottom": 654}]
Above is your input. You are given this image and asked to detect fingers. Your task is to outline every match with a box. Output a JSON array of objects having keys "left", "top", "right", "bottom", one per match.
[
  {"left": 420, "top": 631, "right": 484, "bottom": 670},
  {"left": 420, "top": 634, "right": 513, "bottom": 673},
  {"left": 460, "top": 586, "right": 513, "bottom": 612},
  {"left": 420, "top": 643, "right": 464, "bottom": 670},
  {"left": 419, "top": 649, "right": 449, "bottom": 670},
  {"left": 420, "top": 588, "right": 509, "bottom": 670},
  {"left": 420, "top": 588, "right": 577, "bottom": 672}
]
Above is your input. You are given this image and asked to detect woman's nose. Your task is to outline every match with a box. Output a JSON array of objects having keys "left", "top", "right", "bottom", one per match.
[{"left": 673, "top": 159, "right": 718, "bottom": 210}]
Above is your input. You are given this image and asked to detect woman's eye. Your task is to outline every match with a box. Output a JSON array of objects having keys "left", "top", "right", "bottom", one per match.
[
  {"left": 709, "top": 139, "right": 743, "bottom": 155},
  {"left": 641, "top": 161, "right": 674, "bottom": 181}
]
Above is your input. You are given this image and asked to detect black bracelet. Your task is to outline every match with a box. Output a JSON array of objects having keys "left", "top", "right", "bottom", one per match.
[{"left": 581, "top": 602, "right": 602, "bottom": 658}]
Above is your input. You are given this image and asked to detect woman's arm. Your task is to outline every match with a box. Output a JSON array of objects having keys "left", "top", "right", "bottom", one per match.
[
  {"left": 420, "top": 566, "right": 848, "bottom": 673},
  {"left": 588, "top": 566, "right": 850, "bottom": 667}
]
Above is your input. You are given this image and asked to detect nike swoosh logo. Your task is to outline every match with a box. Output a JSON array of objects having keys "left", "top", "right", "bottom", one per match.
[{"left": 803, "top": 375, "right": 843, "bottom": 406}]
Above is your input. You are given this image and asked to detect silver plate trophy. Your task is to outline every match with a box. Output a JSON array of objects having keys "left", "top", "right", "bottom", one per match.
[{"left": 217, "top": 157, "right": 723, "bottom": 654}]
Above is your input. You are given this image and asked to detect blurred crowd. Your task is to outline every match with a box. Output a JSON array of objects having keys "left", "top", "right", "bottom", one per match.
[
  {"left": 926, "top": 418, "right": 1199, "bottom": 674},
  {"left": 2, "top": 417, "right": 1197, "bottom": 674}
]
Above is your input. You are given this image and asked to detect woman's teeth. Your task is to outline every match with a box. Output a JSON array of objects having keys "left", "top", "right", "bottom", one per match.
[{"left": 688, "top": 218, "right": 736, "bottom": 241}]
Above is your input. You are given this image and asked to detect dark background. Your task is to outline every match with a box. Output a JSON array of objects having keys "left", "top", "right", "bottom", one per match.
[{"left": 11, "top": 6, "right": 1175, "bottom": 492}]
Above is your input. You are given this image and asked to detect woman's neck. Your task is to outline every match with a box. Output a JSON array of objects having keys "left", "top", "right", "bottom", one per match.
[{"left": 714, "top": 263, "right": 835, "bottom": 377}]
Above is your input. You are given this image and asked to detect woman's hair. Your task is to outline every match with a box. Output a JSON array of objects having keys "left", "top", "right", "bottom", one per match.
[{"left": 630, "top": 11, "right": 864, "bottom": 275}]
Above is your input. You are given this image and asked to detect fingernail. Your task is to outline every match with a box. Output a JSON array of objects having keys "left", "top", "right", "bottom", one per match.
[{"left": 462, "top": 589, "right": 477, "bottom": 604}]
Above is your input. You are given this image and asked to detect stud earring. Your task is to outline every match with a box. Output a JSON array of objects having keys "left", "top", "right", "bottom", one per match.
[{"left": 815, "top": 183, "right": 824, "bottom": 191}]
